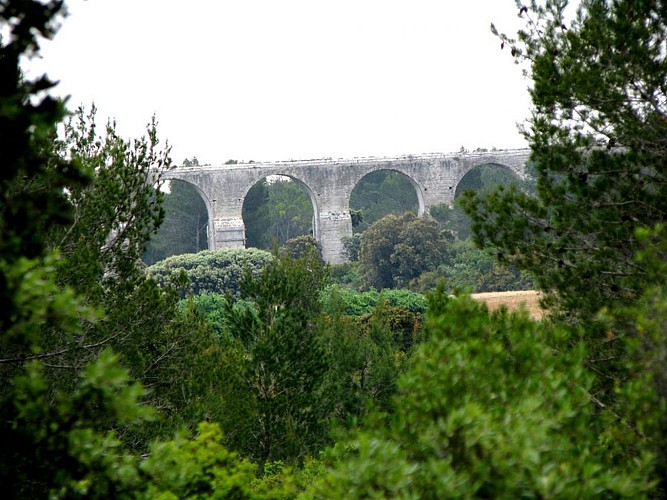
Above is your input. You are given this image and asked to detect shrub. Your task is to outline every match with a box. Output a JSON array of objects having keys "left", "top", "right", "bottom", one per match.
[
  {"left": 146, "top": 248, "right": 273, "bottom": 298},
  {"left": 320, "top": 285, "right": 427, "bottom": 317}
]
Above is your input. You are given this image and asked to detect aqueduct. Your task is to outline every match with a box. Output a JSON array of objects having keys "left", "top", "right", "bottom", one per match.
[{"left": 166, "top": 149, "right": 531, "bottom": 263}]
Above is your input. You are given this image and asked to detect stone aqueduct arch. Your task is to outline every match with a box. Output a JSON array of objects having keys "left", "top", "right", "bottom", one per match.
[{"left": 166, "top": 149, "right": 530, "bottom": 263}]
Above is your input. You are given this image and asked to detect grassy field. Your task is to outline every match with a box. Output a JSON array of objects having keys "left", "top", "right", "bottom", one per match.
[{"left": 471, "top": 290, "right": 543, "bottom": 320}]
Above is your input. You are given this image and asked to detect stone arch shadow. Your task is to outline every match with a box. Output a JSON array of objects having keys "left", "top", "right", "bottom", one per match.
[
  {"left": 451, "top": 161, "right": 527, "bottom": 202},
  {"left": 165, "top": 177, "right": 217, "bottom": 250},
  {"left": 348, "top": 166, "right": 426, "bottom": 216},
  {"left": 454, "top": 161, "right": 526, "bottom": 191}
]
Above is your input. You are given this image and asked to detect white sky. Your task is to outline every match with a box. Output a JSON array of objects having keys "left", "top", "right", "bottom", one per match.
[{"left": 33, "top": 0, "right": 532, "bottom": 165}]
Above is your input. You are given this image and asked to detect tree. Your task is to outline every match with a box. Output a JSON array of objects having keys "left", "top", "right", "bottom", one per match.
[
  {"left": 139, "top": 422, "right": 293, "bottom": 499},
  {"left": 0, "top": 3, "right": 155, "bottom": 495},
  {"left": 190, "top": 286, "right": 414, "bottom": 444},
  {"left": 319, "top": 285, "right": 428, "bottom": 318},
  {"left": 49, "top": 104, "right": 169, "bottom": 287},
  {"left": 217, "top": 252, "right": 333, "bottom": 467},
  {"left": 456, "top": 2, "right": 667, "bottom": 492},
  {"left": 431, "top": 164, "right": 533, "bottom": 241},
  {"left": 316, "top": 297, "right": 411, "bottom": 421},
  {"left": 313, "top": 291, "right": 654, "bottom": 497},
  {"left": 411, "top": 239, "right": 534, "bottom": 294},
  {"left": 34, "top": 105, "right": 224, "bottom": 447},
  {"left": 265, "top": 178, "right": 313, "bottom": 245},
  {"left": 462, "top": 0, "right": 667, "bottom": 319},
  {"left": 359, "top": 213, "right": 447, "bottom": 289},
  {"left": 601, "top": 224, "right": 667, "bottom": 492},
  {"left": 341, "top": 234, "right": 362, "bottom": 261},
  {"left": 279, "top": 234, "right": 323, "bottom": 262},
  {"left": 390, "top": 214, "right": 449, "bottom": 287}
]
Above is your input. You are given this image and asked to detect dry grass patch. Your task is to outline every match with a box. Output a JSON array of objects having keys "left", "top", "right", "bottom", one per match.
[{"left": 471, "top": 290, "right": 544, "bottom": 320}]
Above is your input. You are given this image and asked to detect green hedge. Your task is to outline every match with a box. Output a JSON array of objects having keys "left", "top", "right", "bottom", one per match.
[
  {"left": 320, "top": 285, "right": 427, "bottom": 317},
  {"left": 146, "top": 248, "right": 273, "bottom": 298}
]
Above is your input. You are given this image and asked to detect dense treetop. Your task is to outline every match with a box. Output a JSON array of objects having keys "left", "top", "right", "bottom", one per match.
[{"left": 464, "top": 0, "right": 667, "bottom": 318}]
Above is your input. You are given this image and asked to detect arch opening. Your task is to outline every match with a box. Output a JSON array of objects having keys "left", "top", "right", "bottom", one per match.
[
  {"left": 242, "top": 175, "right": 318, "bottom": 250},
  {"left": 455, "top": 162, "right": 528, "bottom": 200},
  {"left": 431, "top": 163, "right": 528, "bottom": 241},
  {"left": 142, "top": 179, "right": 211, "bottom": 265},
  {"left": 349, "top": 170, "right": 421, "bottom": 234}
]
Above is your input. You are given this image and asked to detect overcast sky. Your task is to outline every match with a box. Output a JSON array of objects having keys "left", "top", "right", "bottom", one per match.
[{"left": 33, "top": 0, "right": 532, "bottom": 165}]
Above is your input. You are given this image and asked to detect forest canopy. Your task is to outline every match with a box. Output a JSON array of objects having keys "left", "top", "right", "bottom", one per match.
[{"left": 2, "top": 0, "right": 667, "bottom": 497}]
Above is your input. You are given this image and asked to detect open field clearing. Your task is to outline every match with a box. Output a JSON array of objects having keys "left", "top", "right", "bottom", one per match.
[{"left": 471, "top": 290, "right": 543, "bottom": 320}]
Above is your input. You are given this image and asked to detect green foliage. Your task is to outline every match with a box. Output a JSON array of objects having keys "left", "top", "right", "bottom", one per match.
[
  {"left": 464, "top": 0, "right": 667, "bottom": 319},
  {"left": 188, "top": 292, "right": 259, "bottom": 342},
  {"left": 328, "top": 261, "right": 363, "bottom": 289},
  {"left": 209, "top": 254, "right": 412, "bottom": 466},
  {"left": 29, "top": 104, "right": 224, "bottom": 449},
  {"left": 188, "top": 292, "right": 234, "bottom": 337},
  {"left": 243, "top": 177, "right": 314, "bottom": 249},
  {"left": 139, "top": 423, "right": 272, "bottom": 499},
  {"left": 143, "top": 177, "right": 209, "bottom": 266},
  {"left": 147, "top": 248, "right": 273, "bottom": 298},
  {"left": 128, "top": 302, "right": 229, "bottom": 443},
  {"left": 0, "top": 254, "right": 97, "bottom": 365},
  {"left": 320, "top": 285, "right": 427, "bottom": 317},
  {"left": 51, "top": 104, "right": 170, "bottom": 294},
  {"left": 456, "top": 13, "right": 667, "bottom": 493},
  {"left": 0, "top": 6, "right": 234, "bottom": 496},
  {"left": 0, "top": 3, "right": 154, "bottom": 495},
  {"left": 190, "top": 286, "right": 412, "bottom": 434},
  {"left": 360, "top": 212, "right": 447, "bottom": 289},
  {"left": 1, "top": 350, "right": 151, "bottom": 498},
  {"left": 315, "top": 287, "right": 422, "bottom": 419},
  {"left": 444, "top": 1, "right": 667, "bottom": 494},
  {"left": 215, "top": 253, "right": 332, "bottom": 466},
  {"left": 412, "top": 239, "right": 534, "bottom": 293},
  {"left": 0, "top": 0, "right": 88, "bottom": 264},
  {"left": 431, "top": 164, "right": 531, "bottom": 241},
  {"left": 349, "top": 208, "right": 363, "bottom": 228},
  {"left": 350, "top": 170, "right": 418, "bottom": 233},
  {"left": 358, "top": 303, "right": 422, "bottom": 352},
  {"left": 599, "top": 224, "right": 667, "bottom": 492},
  {"left": 41, "top": 102, "right": 173, "bottom": 340},
  {"left": 341, "top": 233, "right": 362, "bottom": 261},
  {"left": 242, "top": 177, "right": 269, "bottom": 249},
  {"left": 279, "top": 235, "right": 323, "bottom": 262},
  {"left": 317, "top": 305, "right": 410, "bottom": 421},
  {"left": 314, "top": 292, "right": 654, "bottom": 498},
  {"left": 429, "top": 202, "right": 471, "bottom": 240}
]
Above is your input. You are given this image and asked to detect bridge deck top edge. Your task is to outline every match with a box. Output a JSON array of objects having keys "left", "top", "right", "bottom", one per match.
[{"left": 170, "top": 148, "right": 531, "bottom": 174}]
